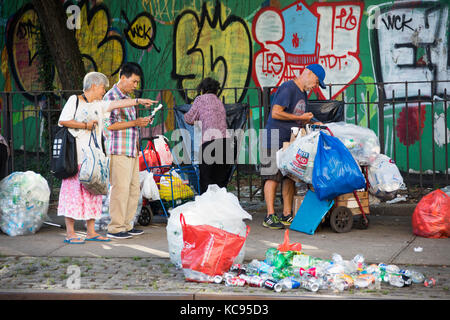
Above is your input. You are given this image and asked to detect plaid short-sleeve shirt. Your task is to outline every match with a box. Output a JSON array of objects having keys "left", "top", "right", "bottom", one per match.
[{"left": 103, "top": 84, "right": 139, "bottom": 158}]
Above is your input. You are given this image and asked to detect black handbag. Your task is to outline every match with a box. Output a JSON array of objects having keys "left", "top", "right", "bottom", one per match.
[{"left": 51, "top": 96, "right": 79, "bottom": 179}]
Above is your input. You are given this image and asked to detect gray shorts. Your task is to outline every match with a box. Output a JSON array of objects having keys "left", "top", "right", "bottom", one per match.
[{"left": 260, "top": 147, "right": 290, "bottom": 183}]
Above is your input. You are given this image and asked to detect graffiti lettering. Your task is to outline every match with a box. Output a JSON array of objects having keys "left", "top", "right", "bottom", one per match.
[
  {"left": 369, "top": 2, "right": 449, "bottom": 100},
  {"left": 15, "top": 18, "right": 39, "bottom": 67},
  {"left": 320, "top": 54, "right": 347, "bottom": 70},
  {"left": 381, "top": 14, "right": 414, "bottom": 31},
  {"left": 262, "top": 50, "right": 283, "bottom": 76},
  {"left": 335, "top": 7, "right": 357, "bottom": 31},
  {"left": 173, "top": 0, "right": 252, "bottom": 103},
  {"left": 130, "top": 23, "right": 151, "bottom": 40},
  {"left": 6, "top": 3, "right": 43, "bottom": 98},
  {"left": 313, "top": 2, "right": 363, "bottom": 99},
  {"left": 16, "top": 19, "right": 39, "bottom": 39}
]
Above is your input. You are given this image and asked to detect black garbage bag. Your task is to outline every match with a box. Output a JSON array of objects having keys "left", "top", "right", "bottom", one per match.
[{"left": 306, "top": 100, "right": 344, "bottom": 123}]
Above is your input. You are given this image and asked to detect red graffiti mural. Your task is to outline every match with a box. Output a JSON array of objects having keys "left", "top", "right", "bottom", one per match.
[{"left": 252, "top": 0, "right": 363, "bottom": 100}]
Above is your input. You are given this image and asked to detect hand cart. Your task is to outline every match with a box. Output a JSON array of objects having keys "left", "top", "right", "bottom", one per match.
[
  {"left": 298, "top": 125, "right": 370, "bottom": 233},
  {"left": 138, "top": 141, "right": 200, "bottom": 226}
]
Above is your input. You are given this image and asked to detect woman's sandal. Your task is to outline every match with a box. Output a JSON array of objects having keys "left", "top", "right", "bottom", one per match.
[
  {"left": 63, "top": 237, "right": 85, "bottom": 244},
  {"left": 85, "top": 235, "right": 111, "bottom": 242}
]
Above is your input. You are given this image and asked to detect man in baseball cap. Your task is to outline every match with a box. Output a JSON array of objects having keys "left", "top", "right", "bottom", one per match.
[{"left": 260, "top": 63, "right": 326, "bottom": 229}]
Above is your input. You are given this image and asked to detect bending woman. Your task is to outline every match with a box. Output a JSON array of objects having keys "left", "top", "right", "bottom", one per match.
[{"left": 184, "top": 77, "right": 235, "bottom": 194}]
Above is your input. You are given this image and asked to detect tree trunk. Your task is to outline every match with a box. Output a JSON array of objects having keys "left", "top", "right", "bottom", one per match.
[{"left": 31, "top": 0, "right": 85, "bottom": 94}]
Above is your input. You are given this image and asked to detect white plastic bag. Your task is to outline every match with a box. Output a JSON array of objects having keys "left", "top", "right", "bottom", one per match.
[
  {"left": 79, "top": 131, "right": 109, "bottom": 195},
  {"left": 166, "top": 184, "right": 252, "bottom": 268},
  {"left": 277, "top": 131, "right": 320, "bottom": 184},
  {"left": 368, "top": 154, "right": 404, "bottom": 200},
  {"left": 153, "top": 135, "right": 173, "bottom": 166},
  {"left": 141, "top": 171, "right": 160, "bottom": 200},
  {"left": 0, "top": 171, "right": 50, "bottom": 236},
  {"left": 326, "top": 122, "right": 380, "bottom": 165}
]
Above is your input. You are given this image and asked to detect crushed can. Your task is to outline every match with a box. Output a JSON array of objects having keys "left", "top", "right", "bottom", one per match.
[{"left": 264, "top": 279, "right": 282, "bottom": 293}]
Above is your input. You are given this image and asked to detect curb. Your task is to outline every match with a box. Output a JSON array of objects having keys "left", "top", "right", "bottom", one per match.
[{"left": 369, "top": 203, "right": 417, "bottom": 216}]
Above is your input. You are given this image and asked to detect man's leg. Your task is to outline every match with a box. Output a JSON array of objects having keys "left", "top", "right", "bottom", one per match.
[
  {"left": 262, "top": 179, "right": 284, "bottom": 229},
  {"left": 264, "top": 179, "right": 278, "bottom": 216},
  {"left": 125, "top": 155, "right": 142, "bottom": 234},
  {"left": 108, "top": 155, "right": 133, "bottom": 235},
  {"left": 260, "top": 146, "right": 284, "bottom": 229},
  {"left": 280, "top": 178, "right": 295, "bottom": 226}
]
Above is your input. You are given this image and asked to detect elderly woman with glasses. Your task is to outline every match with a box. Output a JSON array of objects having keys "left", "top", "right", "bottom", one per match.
[{"left": 57, "top": 72, "right": 157, "bottom": 244}]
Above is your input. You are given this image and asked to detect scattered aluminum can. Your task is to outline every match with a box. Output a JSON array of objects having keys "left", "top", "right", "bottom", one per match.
[
  {"left": 240, "top": 275, "right": 265, "bottom": 288},
  {"left": 226, "top": 277, "right": 246, "bottom": 287},
  {"left": 264, "top": 279, "right": 283, "bottom": 292},
  {"left": 213, "top": 275, "right": 223, "bottom": 284},
  {"left": 424, "top": 278, "right": 436, "bottom": 288}
]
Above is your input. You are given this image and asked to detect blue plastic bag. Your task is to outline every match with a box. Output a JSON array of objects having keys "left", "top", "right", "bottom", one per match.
[{"left": 312, "top": 131, "right": 366, "bottom": 200}]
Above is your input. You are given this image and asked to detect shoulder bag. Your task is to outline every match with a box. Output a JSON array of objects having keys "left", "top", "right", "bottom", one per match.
[{"left": 51, "top": 96, "right": 79, "bottom": 179}]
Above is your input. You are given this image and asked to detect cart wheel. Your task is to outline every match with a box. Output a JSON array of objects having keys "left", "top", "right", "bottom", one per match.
[
  {"left": 353, "top": 215, "right": 370, "bottom": 230},
  {"left": 138, "top": 205, "right": 153, "bottom": 226},
  {"left": 330, "top": 206, "right": 353, "bottom": 233}
]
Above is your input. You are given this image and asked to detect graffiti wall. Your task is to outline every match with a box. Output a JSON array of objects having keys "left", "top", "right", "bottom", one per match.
[{"left": 0, "top": 0, "right": 449, "bottom": 174}]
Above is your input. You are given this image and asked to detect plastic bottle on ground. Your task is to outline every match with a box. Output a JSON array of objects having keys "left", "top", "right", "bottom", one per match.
[
  {"left": 331, "top": 277, "right": 347, "bottom": 292},
  {"left": 354, "top": 275, "right": 375, "bottom": 289},
  {"left": 351, "top": 254, "right": 365, "bottom": 272},
  {"left": 388, "top": 274, "right": 404, "bottom": 287},
  {"left": 273, "top": 253, "right": 287, "bottom": 269},
  {"left": 246, "top": 259, "right": 260, "bottom": 275},
  {"left": 369, "top": 277, "right": 382, "bottom": 290},
  {"left": 265, "top": 248, "right": 278, "bottom": 266},
  {"left": 332, "top": 253, "right": 344, "bottom": 264},
  {"left": 327, "top": 262, "right": 345, "bottom": 275},
  {"left": 183, "top": 269, "right": 214, "bottom": 283},
  {"left": 424, "top": 278, "right": 436, "bottom": 288},
  {"left": 291, "top": 253, "right": 313, "bottom": 268},
  {"left": 352, "top": 254, "right": 365, "bottom": 265},
  {"left": 298, "top": 276, "right": 320, "bottom": 292},
  {"left": 278, "top": 277, "right": 300, "bottom": 290},
  {"left": 258, "top": 261, "right": 275, "bottom": 275},
  {"left": 401, "top": 269, "right": 425, "bottom": 284},
  {"left": 385, "top": 264, "right": 400, "bottom": 274}
]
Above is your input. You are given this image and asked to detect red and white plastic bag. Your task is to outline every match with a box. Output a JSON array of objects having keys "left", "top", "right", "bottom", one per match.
[{"left": 180, "top": 213, "right": 250, "bottom": 282}]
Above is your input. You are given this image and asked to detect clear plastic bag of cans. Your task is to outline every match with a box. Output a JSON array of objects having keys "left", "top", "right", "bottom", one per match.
[{"left": 0, "top": 171, "right": 50, "bottom": 236}]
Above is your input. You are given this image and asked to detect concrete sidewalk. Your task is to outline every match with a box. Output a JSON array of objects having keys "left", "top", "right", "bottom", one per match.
[{"left": 0, "top": 202, "right": 448, "bottom": 266}]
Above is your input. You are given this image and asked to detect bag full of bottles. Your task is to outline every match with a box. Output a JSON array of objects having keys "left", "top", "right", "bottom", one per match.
[{"left": 0, "top": 171, "right": 50, "bottom": 236}]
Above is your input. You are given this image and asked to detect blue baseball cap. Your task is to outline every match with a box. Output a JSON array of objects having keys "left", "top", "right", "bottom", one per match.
[{"left": 306, "top": 64, "right": 326, "bottom": 89}]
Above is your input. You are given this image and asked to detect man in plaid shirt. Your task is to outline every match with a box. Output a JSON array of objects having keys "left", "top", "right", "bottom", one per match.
[{"left": 104, "top": 62, "right": 157, "bottom": 239}]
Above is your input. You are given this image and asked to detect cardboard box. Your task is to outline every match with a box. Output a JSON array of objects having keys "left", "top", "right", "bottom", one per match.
[
  {"left": 282, "top": 128, "right": 306, "bottom": 151},
  {"left": 292, "top": 195, "right": 305, "bottom": 216},
  {"left": 334, "top": 191, "right": 370, "bottom": 215}
]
